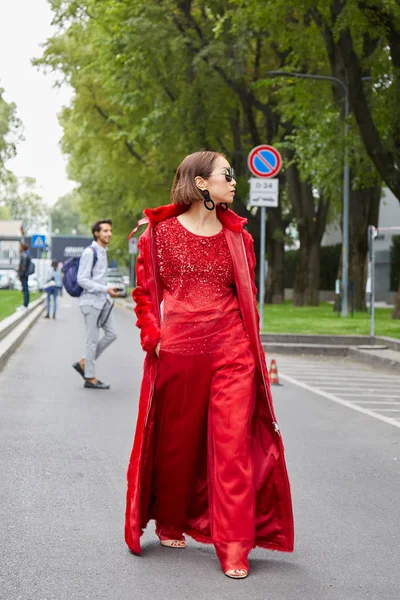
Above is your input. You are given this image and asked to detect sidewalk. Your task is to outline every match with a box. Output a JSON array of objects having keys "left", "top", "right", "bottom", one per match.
[
  {"left": 0, "top": 295, "right": 45, "bottom": 372},
  {"left": 116, "top": 298, "right": 400, "bottom": 373}
]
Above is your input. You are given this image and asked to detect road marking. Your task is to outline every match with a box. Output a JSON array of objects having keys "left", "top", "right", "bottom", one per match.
[
  {"left": 298, "top": 378, "right": 400, "bottom": 384},
  {"left": 338, "top": 394, "right": 400, "bottom": 399},
  {"left": 304, "top": 386, "right": 399, "bottom": 395},
  {"left": 275, "top": 366, "right": 399, "bottom": 375},
  {"left": 280, "top": 372, "right": 400, "bottom": 380},
  {"left": 279, "top": 372, "right": 400, "bottom": 430},
  {"left": 352, "top": 401, "right": 400, "bottom": 404}
]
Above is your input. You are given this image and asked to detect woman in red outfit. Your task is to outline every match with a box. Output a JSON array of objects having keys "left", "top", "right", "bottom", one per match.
[{"left": 125, "top": 151, "right": 294, "bottom": 579}]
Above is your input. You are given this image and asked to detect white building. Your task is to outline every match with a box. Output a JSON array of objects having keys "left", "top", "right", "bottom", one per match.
[
  {"left": 322, "top": 189, "right": 400, "bottom": 301},
  {"left": 0, "top": 220, "right": 24, "bottom": 270}
]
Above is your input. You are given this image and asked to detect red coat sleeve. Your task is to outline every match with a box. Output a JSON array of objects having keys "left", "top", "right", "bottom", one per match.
[
  {"left": 132, "top": 232, "right": 160, "bottom": 353},
  {"left": 242, "top": 229, "right": 260, "bottom": 326}
]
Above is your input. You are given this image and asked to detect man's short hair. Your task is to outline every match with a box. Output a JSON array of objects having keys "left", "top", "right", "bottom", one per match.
[
  {"left": 20, "top": 242, "right": 29, "bottom": 251},
  {"left": 92, "top": 220, "right": 112, "bottom": 240}
]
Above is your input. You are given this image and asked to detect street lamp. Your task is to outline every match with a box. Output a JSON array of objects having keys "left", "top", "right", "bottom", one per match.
[{"left": 265, "top": 70, "right": 350, "bottom": 317}]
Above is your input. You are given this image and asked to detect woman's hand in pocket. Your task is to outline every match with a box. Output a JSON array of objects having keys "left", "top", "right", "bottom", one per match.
[{"left": 155, "top": 342, "right": 161, "bottom": 357}]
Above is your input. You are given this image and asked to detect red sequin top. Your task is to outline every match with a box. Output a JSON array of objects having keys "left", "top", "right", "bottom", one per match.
[{"left": 154, "top": 217, "right": 248, "bottom": 354}]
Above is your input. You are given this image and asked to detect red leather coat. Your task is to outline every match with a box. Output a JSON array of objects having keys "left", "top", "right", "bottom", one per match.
[{"left": 125, "top": 203, "right": 294, "bottom": 554}]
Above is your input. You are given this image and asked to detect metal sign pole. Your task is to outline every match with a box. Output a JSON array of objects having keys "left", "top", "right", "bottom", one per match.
[
  {"left": 130, "top": 254, "right": 135, "bottom": 288},
  {"left": 247, "top": 145, "right": 282, "bottom": 333},
  {"left": 259, "top": 206, "right": 266, "bottom": 331},
  {"left": 369, "top": 226, "right": 376, "bottom": 341}
]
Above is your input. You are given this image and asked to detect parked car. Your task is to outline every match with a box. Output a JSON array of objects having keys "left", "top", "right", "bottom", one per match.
[
  {"left": 5, "top": 270, "right": 20, "bottom": 290},
  {"left": 106, "top": 269, "right": 127, "bottom": 298},
  {"left": 0, "top": 270, "right": 12, "bottom": 289},
  {"left": 13, "top": 276, "right": 40, "bottom": 293}
]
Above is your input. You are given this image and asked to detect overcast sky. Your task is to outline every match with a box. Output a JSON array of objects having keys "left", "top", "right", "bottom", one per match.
[{"left": 0, "top": 0, "right": 74, "bottom": 206}]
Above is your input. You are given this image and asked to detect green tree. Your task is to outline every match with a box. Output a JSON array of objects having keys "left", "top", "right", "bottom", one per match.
[
  {"left": 38, "top": 0, "right": 395, "bottom": 309},
  {"left": 51, "top": 190, "right": 87, "bottom": 235},
  {"left": 0, "top": 176, "right": 47, "bottom": 233},
  {"left": 0, "top": 85, "right": 21, "bottom": 182}
]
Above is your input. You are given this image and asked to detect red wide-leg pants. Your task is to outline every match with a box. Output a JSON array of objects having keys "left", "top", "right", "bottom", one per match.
[{"left": 152, "top": 339, "right": 256, "bottom": 572}]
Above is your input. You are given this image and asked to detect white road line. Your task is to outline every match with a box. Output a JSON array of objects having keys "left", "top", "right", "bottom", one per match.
[
  {"left": 299, "top": 378, "right": 400, "bottom": 384},
  {"left": 316, "top": 392, "right": 400, "bottom": 400},
  {"left": 375, "top": 409, "right": 400, "bottom": 412},
  {"left": 303, "top": 382, "right": 400, "bottom": 387},
  {"left": 307, "top": 388, "right": 400, "bottom": 394},
  {"left": 275, "top": 368, "right": 399, "bottom": 376},
  {"left": 280, "top": 372, "right": 400, "bottom": 380},
  {"left": 279, "top": 372, "right": 400, "bottom": 430},
  {"left": 352, "top": 401, "right": 400, "bottom": 404}
]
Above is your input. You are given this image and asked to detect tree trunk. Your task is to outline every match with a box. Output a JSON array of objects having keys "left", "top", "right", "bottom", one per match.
[
  {"left": 315, "top": 1, "right": 400, "bottom": 201},
  {"left": 392, "top": 284, "right": 400, "bottom": 319},
  {"left": 285, "top": 152, "right": 330, "bottom": 306},
  {"left": 292, "top": 239, "right": 306, "bottom": 306},
  {"left": 305, "top": 240, "right": 321, "bottom": 305},
  {"left": 349, "top": 184, "right": 381, "bottom": 311},
  {"left": 292, "top": 230, "right": 322, "bottom": 307},
  {"left": 265, "top": 207, "right": 286, "bottom": 304}
]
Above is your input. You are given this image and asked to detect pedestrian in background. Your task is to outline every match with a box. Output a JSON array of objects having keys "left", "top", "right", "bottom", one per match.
[
  {"left": 72, "top": 220, "right": 120, "bottom": 390},
  {"left": 44, "top": 260, "right": 62, "bottom": 319},
  {"left": 57, "top": 261, "right": 64, "bottom": 296},
  {"left": 125, "top": 151, "right": 294, "bottom": 579},
  {"left": 16, "top": 242, "right": 33, "bottom": 312}
]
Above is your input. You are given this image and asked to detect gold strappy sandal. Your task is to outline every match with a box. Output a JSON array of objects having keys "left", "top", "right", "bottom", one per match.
[
  {"left": 224, "top": 569, "right": 248, "bottom": 579},
  {"left": 160, "top": 539, "right": 186, "bottom": 549}
]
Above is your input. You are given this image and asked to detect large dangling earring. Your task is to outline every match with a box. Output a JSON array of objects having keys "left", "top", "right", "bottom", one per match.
[
  {"left": 220, "top": 203, "right": 228, "bottom": 211},
  {"left": 202, "top": 189, "right": 215, "bottom": 211}
]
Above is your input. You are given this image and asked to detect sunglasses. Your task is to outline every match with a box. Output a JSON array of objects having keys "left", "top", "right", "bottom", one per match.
[{"left": 223, "top": 167, "right": 236, "bottom": 182}]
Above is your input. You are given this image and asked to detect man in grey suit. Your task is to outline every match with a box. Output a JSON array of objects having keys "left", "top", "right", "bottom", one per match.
[{"left": 73, "top": 219, "right": 120, "bottom": 390}]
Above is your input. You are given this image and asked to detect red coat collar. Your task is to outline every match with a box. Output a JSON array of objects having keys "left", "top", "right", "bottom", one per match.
[{"left": 142, "top": 203, "right": 247, "bottom": 233}]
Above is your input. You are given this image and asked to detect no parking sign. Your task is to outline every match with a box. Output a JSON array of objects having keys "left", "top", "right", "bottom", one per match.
[
  {"left": 247, "top": 144, "right": 282, "bottom": 330},
  {"left": 247, "top": 145, "right": 282, "bottom": 178}
]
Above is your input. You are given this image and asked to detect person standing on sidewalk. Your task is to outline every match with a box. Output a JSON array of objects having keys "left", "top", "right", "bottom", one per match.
[
  {"left": 125, "top": 151, "right": 294, "bottom": 579},
  {"left": 16, "top": 242, "right": 32, "bottom": 311},
  {"left": 73, "top": 220, "right": 119, "bottom": 390},
  {"left": 44, "top": 260, "right": 63, "bottom": 319}
]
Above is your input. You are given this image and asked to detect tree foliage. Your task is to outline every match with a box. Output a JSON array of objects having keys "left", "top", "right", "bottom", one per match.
[
  {"left": 0, "top": 176, "right": 47, "bottom": 233},
  {"left": 50, "top": 190, "right": 87, "bottom": 235},
  {"left": 0, "top": 85, "right": 21, "bottom": 183},
  {"left": 37, "top": 0, "right": 400, "bottom": 308}
]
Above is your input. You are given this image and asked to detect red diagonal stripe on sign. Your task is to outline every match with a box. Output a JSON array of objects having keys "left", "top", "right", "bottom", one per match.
[{"left": 256, "top": 151, "right": 275, "bottom": 172}]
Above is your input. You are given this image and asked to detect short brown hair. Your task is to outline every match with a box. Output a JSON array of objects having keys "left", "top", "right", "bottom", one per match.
[
  {"left": 92, "top": 219, "right": 112, "bottom": 239},
  {"left": 171, "top": 151, "right": 224, "bottom": 205}
]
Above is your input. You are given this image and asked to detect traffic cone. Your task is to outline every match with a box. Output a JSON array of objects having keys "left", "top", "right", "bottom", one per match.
[{"left": 269, "top": 359, "right": 282, "bottom": 386}]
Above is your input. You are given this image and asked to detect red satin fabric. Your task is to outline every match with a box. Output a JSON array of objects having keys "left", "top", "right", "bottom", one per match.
[
  {"left": 125, "top": 203, "right": 294, "bottom": 560},
  {"left": 152, "top": 341, "right": 256, "bottom": 572}
]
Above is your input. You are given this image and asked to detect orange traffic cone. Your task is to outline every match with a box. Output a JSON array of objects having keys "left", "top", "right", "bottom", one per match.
[{"left": 269, "top": 359, "right": 282, "bottom": 386}]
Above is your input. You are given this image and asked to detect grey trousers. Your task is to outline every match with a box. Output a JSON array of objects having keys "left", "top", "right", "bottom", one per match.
[{"left": 80, "top": 305, "right": 117, "bottom": 378}]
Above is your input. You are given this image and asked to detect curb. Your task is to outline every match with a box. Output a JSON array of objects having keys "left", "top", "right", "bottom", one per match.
[
  {"left": 262, "top": 342, "right": 400, "bottom": 374},
  {"left": 263, "top": 343, "right": 348, "bottom": 357},
  {"left": 261, "top": 332, "right": 400, "bottom": 351},
  {"left": 348, "top": 347, "right": 400, "bottom": 373},
  {"left": 0, "top": 297, "right": 45, "bottom": 373},
  {"left": 114, "top": 299, "right": 133, "bottom": 312},
  {"left": 114, "top": 302, "right": 400, "bottom": 372}
]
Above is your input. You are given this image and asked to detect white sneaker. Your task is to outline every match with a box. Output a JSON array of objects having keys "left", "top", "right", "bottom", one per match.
[{"left": 16, "top": 306, "right": 28, "bottom": 312}]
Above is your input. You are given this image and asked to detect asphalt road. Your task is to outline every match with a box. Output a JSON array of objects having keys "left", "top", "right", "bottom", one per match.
[
  {"left": 1, "top": 299, "right": 399, "bottom": 600},
  {"left": 271, "top": 354, "right": 400, "bottom": 429}
]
